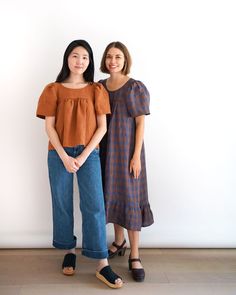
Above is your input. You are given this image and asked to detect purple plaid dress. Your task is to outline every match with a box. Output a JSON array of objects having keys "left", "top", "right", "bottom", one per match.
[{"left": 99, "top": 78, "right": 154, "bottom": 231}]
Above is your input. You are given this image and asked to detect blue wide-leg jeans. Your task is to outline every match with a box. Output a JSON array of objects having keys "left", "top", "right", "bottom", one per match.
[{"left": 47, "top": 145, "right": 108, "bottom": 259}]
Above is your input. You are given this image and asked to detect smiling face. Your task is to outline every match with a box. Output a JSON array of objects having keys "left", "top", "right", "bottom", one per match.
[
  {"left": 105, "top": 47, "right": 125, "bottom": 74},
  {"left": 67, "top": 46, "right": 90, "bottom": 75}
]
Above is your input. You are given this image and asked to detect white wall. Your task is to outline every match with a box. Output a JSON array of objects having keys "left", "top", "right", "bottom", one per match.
[{"left": 0, "top": 0, "right": 235, "bottom": 248}]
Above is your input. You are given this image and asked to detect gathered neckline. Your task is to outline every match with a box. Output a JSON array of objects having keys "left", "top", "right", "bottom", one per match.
[{"left": 58, "top": 82, "right": 91, "bottom": 90}]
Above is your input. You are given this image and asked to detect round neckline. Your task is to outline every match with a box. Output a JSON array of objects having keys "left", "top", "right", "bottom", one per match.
[
  {"left": 58, "top": 82, "right": 91, "bottom": 90},
  {"left": 105, "top": 78, "right": 132, "bottom": 93}
]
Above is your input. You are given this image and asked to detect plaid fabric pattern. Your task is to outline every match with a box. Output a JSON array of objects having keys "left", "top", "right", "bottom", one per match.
[{"left": 100, "top": 79, "right": 154, "bottom": 231}]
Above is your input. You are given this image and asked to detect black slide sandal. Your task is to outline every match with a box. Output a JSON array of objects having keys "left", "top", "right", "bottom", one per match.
[
  {"left": 62, "top": 253, "right": 76, "bottom": 275},
  {"left": 96, "top": 265, "right": 123, "bottom": 288}
]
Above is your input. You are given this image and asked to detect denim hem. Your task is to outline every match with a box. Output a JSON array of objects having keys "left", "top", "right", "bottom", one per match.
[
  {"left": 81, "top": 249, "right": 108, "bottom": 259},
  {"left": 53, "top": 238, "right": 77, "bottom": 250}
]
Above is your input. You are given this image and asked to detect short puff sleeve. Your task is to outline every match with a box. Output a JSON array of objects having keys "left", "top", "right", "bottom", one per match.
[
  {"left": 94, "top": 83, "right": 111, "bottom": 115},
  {"left": 126, "top": 80, "right": 150, "bottom": 118},
  {"left": 36, "top": 83, "right": 58, "bottom": 119}
]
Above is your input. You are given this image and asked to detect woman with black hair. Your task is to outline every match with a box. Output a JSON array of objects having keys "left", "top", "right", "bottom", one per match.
[{"left": 36, "top": 40, "right": 123, "bottom": 289}]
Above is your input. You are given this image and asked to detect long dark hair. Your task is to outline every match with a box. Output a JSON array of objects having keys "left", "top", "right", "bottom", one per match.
[{"left": 56, "top": 40, "right": 94, "bottom": 82}]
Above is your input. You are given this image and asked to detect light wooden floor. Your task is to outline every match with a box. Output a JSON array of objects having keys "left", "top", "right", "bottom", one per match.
[{"left": 0, "top": 248, "right": 236, "bottom": 294}]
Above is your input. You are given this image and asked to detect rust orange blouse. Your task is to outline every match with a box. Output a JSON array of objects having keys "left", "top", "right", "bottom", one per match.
[{"left": 36, "top": 82, "right": 111, "bottom": 150}]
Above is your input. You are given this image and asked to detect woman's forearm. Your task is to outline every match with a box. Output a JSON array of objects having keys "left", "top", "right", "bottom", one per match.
[
  {"left": 133, "top": 115, "right": 145, "bottom": 158},
  {"left": 79, "top": 114, "right": 107, "bottom": 159},
  {"left": 45, "top": 117, "right": 68, "bottom": 161}
]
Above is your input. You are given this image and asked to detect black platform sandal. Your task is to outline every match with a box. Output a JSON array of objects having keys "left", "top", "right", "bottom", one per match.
[
  {"left": 96, "top": 265, "right": 123, "bottom": 289},
  {"left": 108, "top": 239, "right": 127, "bottom": 259},
  {"left": 62, "top": 253, "right": 76, "bottom": 276},
  {"left": 128, "top": 257, "right": 145, "bottom": 282}
]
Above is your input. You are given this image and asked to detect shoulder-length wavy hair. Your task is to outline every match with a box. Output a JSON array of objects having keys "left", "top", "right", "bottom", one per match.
[
  {"left": 100, "top": 41, "right": 132, "bottom": 75},
  {"left": 56, "top": 40, "right": 94, "bottom": 82}
]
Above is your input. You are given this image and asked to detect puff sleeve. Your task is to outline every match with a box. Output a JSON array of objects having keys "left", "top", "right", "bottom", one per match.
[
  {"left": 126, "top": 80, "right": 150, "bottom": 117},
  {"left": 94, "top": 83, "right": 111, "bottom": 115},
  {"left": 36, "top": 83, "right": 58, "bottom": 119}
]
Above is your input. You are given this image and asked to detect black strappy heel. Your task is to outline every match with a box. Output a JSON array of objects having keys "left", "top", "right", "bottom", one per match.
[{"left": 108, "top": 239, "right": 127, "bottom": 259}]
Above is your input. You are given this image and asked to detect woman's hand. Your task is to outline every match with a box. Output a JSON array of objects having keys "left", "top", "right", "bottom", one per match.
[
  {"left": 129, "top": 155, "right": 141, "bottom": 179},
  {"left": 129, "top": 115, "right": 144, "bottom": 179},
  {"left": 75, "top": 154, "right": 87, "bottom": 169},
  {"left": 62, "top": 155, "right": 79, "bottom": 173}
]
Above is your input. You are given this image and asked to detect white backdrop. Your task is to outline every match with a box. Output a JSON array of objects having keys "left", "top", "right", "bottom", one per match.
[{"left": 0, "top": 0, "right": 235, "bottom": 248}]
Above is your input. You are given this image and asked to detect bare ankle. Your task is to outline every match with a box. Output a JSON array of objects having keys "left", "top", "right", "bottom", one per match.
[{"left": 97, "top": 259, "right": 108, "bottom": 272}]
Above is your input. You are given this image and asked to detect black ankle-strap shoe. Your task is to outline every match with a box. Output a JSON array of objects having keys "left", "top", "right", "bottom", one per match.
[{"left": 128, "top": 257, "right": 145, "bottom": 282}]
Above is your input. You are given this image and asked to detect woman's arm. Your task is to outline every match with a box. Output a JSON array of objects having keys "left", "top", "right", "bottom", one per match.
[
  {"left": 129, "top": 115, "right": 145, "bottom": 179},
  {"left": 45, "top": 116, "right": 78, "bottom": 173},
  {"left": 76, "top": 114, "right": 107, "bottom": 167}
]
